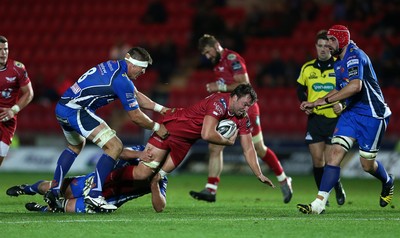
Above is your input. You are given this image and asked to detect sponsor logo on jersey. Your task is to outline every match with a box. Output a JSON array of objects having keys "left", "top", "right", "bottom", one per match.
[
  {"left": 218, "top": 66, "right": 224, "bottom": 71},
  {"left": 328, "top": 73, "right": 336, "bottom": 77},
  {"left": 5, "top": 76, "right": 16, "bottom": 83},
  {"left": 213, "top": 102, "right": 224, "bottom": 116},
  {"left": 14, "top": 61, "right": 24, "bottom": 68},
  {"left": 347, "top": 59, "right": 359, "bottom": 67},
  {"left": 312, "top": 83, "right": 335, "bottom": 92},
  {"left": 71, "top": 82, "right": 81, "bottom": 94},
  {"left": 125, "top": 92, "right": 135, "bottom": 99},
  {"left": 232, "top": 61, "right": 242, "bottom": 71},
  {"left": 309, "top": 72, "right": 318, "bottom": 79},
  {"left": 348, "top": 66, "right": 358, "bottom": 77},
  {"left": 227, "top": 54, "right": 237, "bottom": 60},
  {"left": 129, "top": 101, "right": 138, "bottom": 108},
  {"left": 1, "top": 88, "right": 12, "bottom": 98}
]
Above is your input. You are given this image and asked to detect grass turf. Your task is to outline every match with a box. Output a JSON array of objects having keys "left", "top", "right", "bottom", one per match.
[{"left": 0, "top": 172, "right": 399, "bottom": 238}]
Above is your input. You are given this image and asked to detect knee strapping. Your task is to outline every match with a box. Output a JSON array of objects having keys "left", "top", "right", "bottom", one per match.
[
  {"left": 332, "top": 136, "right": 354, "bottom": 152},
  {"left": 359, "top": 150, "right": 378, "bottom": 160},
  {"left": 93, "top": 128, "right": 116, "bottom": 148}
]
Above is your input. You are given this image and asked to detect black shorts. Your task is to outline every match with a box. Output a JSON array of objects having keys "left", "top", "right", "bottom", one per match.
[{"left": 305, "top": 114, "right": 338, "bottom": 145}]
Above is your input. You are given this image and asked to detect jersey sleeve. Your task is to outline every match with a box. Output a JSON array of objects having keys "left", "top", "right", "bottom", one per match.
[
  {"left": 14, "top": 61, "right": 31, "bottom": 87},
  {"left": 204, "top": 94, "right": 228, "bottom": 120},
  {"left": 346, "top": 54, "right": 364, "bottom": 81},
  {"left": 229, "top": 53, "right": 247, "bottom": 76},
  {"left": 296, "top": 64, "right": 307, "bottom": 86},
  {"left": 112, "top": 76, "right": 139, "bottom": 111}
]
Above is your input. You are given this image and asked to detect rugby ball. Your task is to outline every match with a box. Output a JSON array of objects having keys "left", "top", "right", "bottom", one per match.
[{"left": 217, "top": 119, "right": 237, "bottom": 138}]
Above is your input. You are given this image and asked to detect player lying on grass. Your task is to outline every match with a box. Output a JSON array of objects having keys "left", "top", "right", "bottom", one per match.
[{"left": 6, "top": 146, "right": 167, "bottom": 213}]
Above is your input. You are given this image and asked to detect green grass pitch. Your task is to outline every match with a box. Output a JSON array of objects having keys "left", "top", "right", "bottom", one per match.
[{"left": 0, "top": 172, "right": 399, "bottom": 238}]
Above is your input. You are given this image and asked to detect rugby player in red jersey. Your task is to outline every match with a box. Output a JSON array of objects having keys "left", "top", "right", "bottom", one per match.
[
  {"left": 190, "top": 34, "right": 292, "bottom": 203},
  {"left": 0, "top": 35, "right": 34, "bottom": 167}
]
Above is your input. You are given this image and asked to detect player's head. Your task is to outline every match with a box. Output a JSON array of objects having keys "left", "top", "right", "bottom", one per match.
[
  {"left": 315, "top": 30, "right": 331, "bottom": 61},
  {"left": 198, "top": 34, "right": 222, "bottom": 65},
  {"left": 229, "top": 84, "right": 257, "bottom": 117},
  {"left": 327, "top": 25, "right": 350, "bottom": 56},
  {"left": 0, "top": 35, "right": 9, "bottom": 68},
  {"left": 125, "top": 47, "right": 153, "bottom": 79}
]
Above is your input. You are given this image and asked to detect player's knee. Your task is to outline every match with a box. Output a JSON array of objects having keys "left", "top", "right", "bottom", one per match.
[
  {"left": 93, "top": 127, "right": 118, "bottom": 149},
  {"left": 359, "top": 150, "right": 377, "bottom": 160},
  {"left": 332, "top": 136, "right": 354, "bottom": 152}
]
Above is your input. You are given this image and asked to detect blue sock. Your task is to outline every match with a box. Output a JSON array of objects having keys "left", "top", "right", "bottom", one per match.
[
  {"left": 74, "top": 197, "right": 87, "bottom": 213},
  {"left": 371, "top": 160, "right": 389, "bottom": 184},
  {"left": 24, "top": 180, "right": 44, "bottom": 194},
  {"left": 320, "top": 165, "right": 341, "bottom": 192},
  {"left": 89, "top": 154, "right": 116, "bottom": 198},
  {"left": 52, "top": 148, "right": 78, "bottom": 193}
]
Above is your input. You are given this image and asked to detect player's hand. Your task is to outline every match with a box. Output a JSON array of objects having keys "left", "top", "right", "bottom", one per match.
[
  {"left": 300, "top": 101, "right": 314, "bottom": 111},
  {"left": 160, "top": 107, "right": 170, "bottom": 115},
  {"left": 0, "top": 108, "right": 15, "bottom": 122},
  {"left": 226, "top": 129, "right": 238, "bottom": 145},
  {"left": 257, "top": 174, "right": 275, "bottom": 188},
  {"left": 333, "top": 102, "right": 343, "bottom": 115},
  {"left": 206, "top": 82, "right": 218, "bottom": 93},
  {"left": 155, "top": 123, "right": 169, "bottom": 139}
]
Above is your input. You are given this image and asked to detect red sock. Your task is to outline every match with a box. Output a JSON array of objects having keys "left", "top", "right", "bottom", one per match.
[
  {"left": 261, "top": 148, "right": 283, "bottom": 176},
  {"left": 206, "top": 177, "right": 220, "bottom": 193}
]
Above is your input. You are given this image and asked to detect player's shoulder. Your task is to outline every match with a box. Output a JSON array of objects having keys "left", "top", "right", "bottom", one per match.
[
  {"left": 224, "top": 49, "right": 242, "bottom": 61},
  {"left": 8, "top": 59, "right": 26, "bottom": 70},
  {"left": 301, "top": 59, "right": 317, "bottom": 69}
]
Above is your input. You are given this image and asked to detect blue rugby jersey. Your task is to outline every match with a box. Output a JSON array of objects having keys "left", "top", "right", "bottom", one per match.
[
  {"left": 333, "top": 42, "right": 391, "bottom": 119},
  {"left": 59, "top": 60, "right": 139, "bottom": 111}
]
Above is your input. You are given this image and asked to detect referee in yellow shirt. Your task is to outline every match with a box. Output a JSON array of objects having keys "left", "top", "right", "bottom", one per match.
[{"left": 296, "top": 30, "right": 346, "bottom": 206}]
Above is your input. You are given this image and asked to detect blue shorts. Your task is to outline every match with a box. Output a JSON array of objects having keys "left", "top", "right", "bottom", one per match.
[
  {"left": 55, "top": 103, "right": 104, "bottom": 138},
  {"left": 333, "top": 110, "right": 390, "bottom": 152},
  {"left": 66, "top": 173, "right": 94, "bottom": 198}
]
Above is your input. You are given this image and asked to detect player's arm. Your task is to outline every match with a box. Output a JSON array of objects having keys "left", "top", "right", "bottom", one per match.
[
  {"left": 126, "top": 108, "right": 168, "bottom": 139},
  {"left": 135, "top": 89, "right": 169, "bottom": 115},
  {"left": 207, "top": 73, "right": 249, "bottom": 93},
  {"left": 201, "top": 115, "right": 237, "bottom": 146},
  {"left": 150, "top": 173, "right": 166, "bottom": 212},
  {"left": 323, "top": 79, "right": 362, "bottom": 104},
  {"left": 119, "top": 147, "right": 143, "bottom": 160},
  {"left": 1, "top": 82, "right": 34, "bottom": 121},
  {"left": 239, "top": 134, "right": 275, "bottom": 187}
]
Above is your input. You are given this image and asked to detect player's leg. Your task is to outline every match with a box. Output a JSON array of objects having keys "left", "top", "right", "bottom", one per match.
[
  {"left": 189, "top": 143, "right": 224, "bottom": 202},
  {"left": 253, "top": 133, "right": 292, "bottom": 203},
  {"left": 6, "top": 180, "right": 49, "bottom": 196},
  {"left": 357, "top": 116, "right": 394, "bottom": 207}
]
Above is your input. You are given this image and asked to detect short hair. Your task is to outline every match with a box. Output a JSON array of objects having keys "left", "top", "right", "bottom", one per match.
[
  {"left": 126, "top": 47, "right": 153, "bottom": 65},
  {"left": 231, "top": 84, "right": 257, "bottom": 104},
  {"left": 198, "top": 34, "right": 219, "bottom": 51},
  {"left": 315, "top": 30, "right": 328, "bottom": 43},
  {"left": 0, "top": 35, "right": 8, "bottom": 44}
]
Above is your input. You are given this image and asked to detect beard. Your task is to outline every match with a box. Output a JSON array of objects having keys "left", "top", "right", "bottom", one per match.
[{"left": 211, "top": 52, "right": 221, "bottom": 65}]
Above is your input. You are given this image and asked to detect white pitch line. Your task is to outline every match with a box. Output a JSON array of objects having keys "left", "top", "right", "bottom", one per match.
[{"left": 1, "top": 217, "right": 400, "bottom": 224}]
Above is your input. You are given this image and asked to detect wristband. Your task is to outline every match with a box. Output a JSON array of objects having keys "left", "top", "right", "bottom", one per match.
[
  {"left": 324, "top": 97, "right": 330, "bottom": 104},
  {"left": 154, "top": 103, "right": 163, "bottom": 112},
  {"left": 152, "top": 122, "right": 160, "bottom": 132},
  {"left": 11, "top": 105, "right": 20, "bottom": 114},
  {"left": 217, "top": 81, "right": 227, "bottom": 92}
]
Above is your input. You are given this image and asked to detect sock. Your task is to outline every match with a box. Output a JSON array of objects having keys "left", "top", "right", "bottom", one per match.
[
  {"left": 205, "top": 177, "right": 220, "bottom": 194},
  {"left": 261, "top": 148, "right": 284, "bottom": 176},
  {"left": 371, "top": 160, "right": 390, "bottom": 184},
  {"left": 319, "top": 165, "right": 340, "bottom": 193},
  {"left": 89, "top": 153, "right": 116, "bottom": 197},
  {"left": 25, "top": 180, "right": 44, "bottom": 194},
  {"left": 74, "top": 197, "right": 87, "bottom": 213},
  {"left": 313, "top": 167, "right": 324, "bottom": 190},
  {"left": 51, "top": 148, "right": 78, "bottom": 194}
]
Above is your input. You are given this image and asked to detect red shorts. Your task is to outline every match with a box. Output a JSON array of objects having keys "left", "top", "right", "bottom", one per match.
[
  {"left": 148, "top": 134, "right": 195, "bottom": 167},
  {"left": 248, "top": 103, "right": 261, "bottom": 136},
  {"left": 0, "top": 118, "right": 17, "bottom": 145}
]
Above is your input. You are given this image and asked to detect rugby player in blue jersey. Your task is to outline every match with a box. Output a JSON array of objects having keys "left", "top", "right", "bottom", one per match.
[
  {"left": 7, "top": 146, "right": 168, "bottom": 213},
  {"left": 297, "top": 25, "right": 394, "bottom": 214},
  {"left": 44, "top": 47, "right": 169, "bottom": 213}
]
